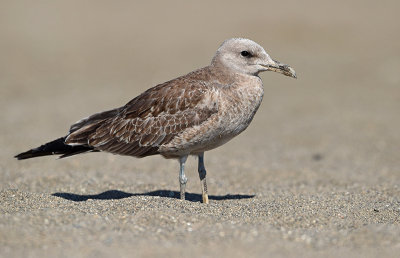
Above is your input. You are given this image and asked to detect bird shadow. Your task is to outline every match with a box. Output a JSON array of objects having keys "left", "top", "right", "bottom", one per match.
[{"left": 52, "top": 189, "right": 255, "bottom": 203}]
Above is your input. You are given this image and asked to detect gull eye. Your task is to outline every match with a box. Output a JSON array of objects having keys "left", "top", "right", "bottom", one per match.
[{"left": 240, "top": 51, "right": 252, "bottom": 57}]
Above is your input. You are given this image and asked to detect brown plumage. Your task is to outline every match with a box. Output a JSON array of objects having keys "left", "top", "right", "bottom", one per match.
[
  {"left": 15, "top": 38, "right": 296, "bottom": 203},
  {"left": 65, "top": 67, "right": 220, "bottom": 158}
]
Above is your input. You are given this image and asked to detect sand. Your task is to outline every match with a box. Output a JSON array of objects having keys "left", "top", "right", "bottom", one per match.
[{"left": 1, "top": 1, "right": 399, "bottom": 257}]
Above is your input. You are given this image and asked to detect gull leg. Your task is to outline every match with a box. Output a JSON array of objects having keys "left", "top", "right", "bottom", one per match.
[
  {"left": 198, "top": 152, "right": 209, "bottom": 204},
  {"left": 179, "top": 155, "right": 188, "bottom": 200}
]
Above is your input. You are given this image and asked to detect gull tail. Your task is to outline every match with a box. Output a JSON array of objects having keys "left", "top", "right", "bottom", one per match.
[{"left": 15, "top": 137, "right": 94, "bottom": 160}]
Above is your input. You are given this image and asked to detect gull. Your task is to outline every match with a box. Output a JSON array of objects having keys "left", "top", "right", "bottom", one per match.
[{"left": 15, "top": 38, "right": 296, "bottom": 204}]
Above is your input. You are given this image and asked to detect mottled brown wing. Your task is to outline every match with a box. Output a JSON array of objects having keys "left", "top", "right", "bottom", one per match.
[
  {"left": 66, "top": 76, "right": 218, "bottom": 157},
  {"left": 69, "top": 108, "right": 121, "bottom": 133}
]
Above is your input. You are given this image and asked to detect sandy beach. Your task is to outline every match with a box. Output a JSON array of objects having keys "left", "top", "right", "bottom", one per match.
[{"left": 1, "top": 1, "right": 399, "bottom": 257}]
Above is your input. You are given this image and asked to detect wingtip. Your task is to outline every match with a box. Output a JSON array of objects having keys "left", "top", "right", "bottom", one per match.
[
  {"left": 14, "top": 152, "right": 29, "bottom": 160},
  {"left": 14, "top": 149, "right": 34, "bottom": 160}
]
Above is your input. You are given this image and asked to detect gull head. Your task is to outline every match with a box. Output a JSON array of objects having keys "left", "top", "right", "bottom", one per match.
[{"left": 212, "top": 38, "right": 296, "bottom": 78}]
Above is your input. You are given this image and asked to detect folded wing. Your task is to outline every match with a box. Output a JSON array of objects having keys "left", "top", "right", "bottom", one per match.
[{"left": 66, "top": 77, "right": 218, "bottom": 157}]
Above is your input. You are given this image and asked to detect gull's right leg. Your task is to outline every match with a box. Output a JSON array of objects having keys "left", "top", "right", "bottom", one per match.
[
  {"left": 198, "top": 152, "right": 209, "bottom": 204},
  {"left": 179, "top": 155, "right": 188, "bottom": 200}
]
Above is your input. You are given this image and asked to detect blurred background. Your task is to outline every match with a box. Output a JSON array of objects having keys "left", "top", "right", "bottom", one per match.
[
  {"left": 0, "top": 1, "right": 399, "bottom": 256},
  {"left": 1, "top": 0, "right": 399, "bottom": 181}
]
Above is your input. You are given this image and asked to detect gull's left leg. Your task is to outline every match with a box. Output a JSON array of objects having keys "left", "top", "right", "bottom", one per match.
[
  {"left": 198, "top": 152, "right": 209, "bottom": 204},
  {"left": 179, "top": 155, "right": 188, "bottom": 200}
]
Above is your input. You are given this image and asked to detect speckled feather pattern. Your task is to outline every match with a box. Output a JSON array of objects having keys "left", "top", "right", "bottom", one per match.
[{"left": 65, "top": 66, "right": 264, "bottom": 159}]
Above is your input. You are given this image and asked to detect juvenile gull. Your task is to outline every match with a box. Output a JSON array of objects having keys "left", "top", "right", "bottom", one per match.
[{"left": 15, "top": 38, "right": 296, "bottom": 203}]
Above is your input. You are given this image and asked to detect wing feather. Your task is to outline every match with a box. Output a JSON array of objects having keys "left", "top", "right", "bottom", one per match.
[{"left": 66, "top": 68, "right": 219, "bottom": 157}]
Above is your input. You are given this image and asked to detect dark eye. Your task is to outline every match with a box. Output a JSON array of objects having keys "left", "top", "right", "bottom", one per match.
[{"left": 241, "top": 51, "right": 252, "bottom": 57}]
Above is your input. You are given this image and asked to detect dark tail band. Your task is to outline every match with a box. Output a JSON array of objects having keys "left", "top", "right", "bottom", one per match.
[{"left": 15, "top": 137, "right": 94, "bottom": 160}]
